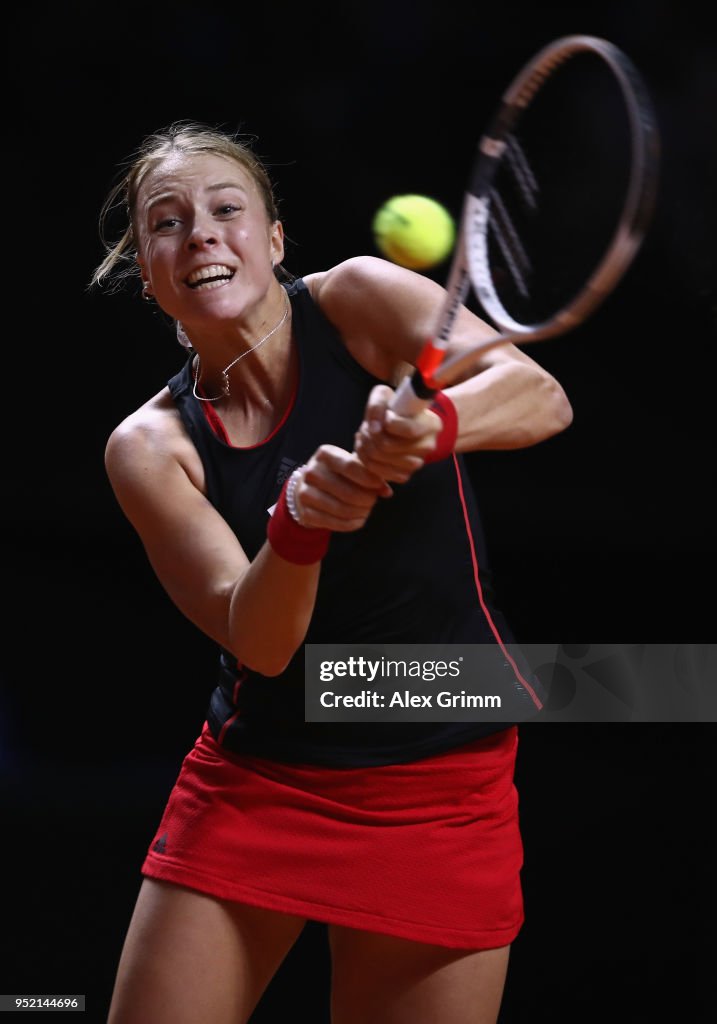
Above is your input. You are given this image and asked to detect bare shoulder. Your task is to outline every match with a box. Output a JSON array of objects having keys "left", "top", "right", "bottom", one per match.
[
  {"left": 105, "top": 388, "right": 182, "bottom": 465},
  {"left": 304, "top": 255, "right": 540, "bottom": 380},
  {"left": 305, "top": 255, "right": 442, "bottom": 311},
  {"left": 105, "top": 387, "right": 203, "bottom": 495},
  {"left": 303, "top": 257, "right": 447, "bottom": 381},
  {"left": 303, "top": 255, "right": 386, "bottom": 296}
]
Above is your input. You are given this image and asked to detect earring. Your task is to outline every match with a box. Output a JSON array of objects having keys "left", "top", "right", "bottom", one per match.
[
  {"left": 142, "top": 284, "right": 154, "bottom": 302},
  {"left": 176, "top": 321, "right": 192, "bottom": 349}
]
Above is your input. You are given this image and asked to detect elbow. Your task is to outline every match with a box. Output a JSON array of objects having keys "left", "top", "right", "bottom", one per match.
[
  {"left": 251, "top": 654, "right": 295, "bottom": 678},
  {"left": 226, "top": 631, "right": 298, "bottom": 678},
  {"left": 552, "top": 380, "right": 574, "bottom": 433},
  {"left": 537, "top": 374, "right": 574, "bottom": 441},
  {"left": 226, "top": 583, "right": 304, "bottom": 678}
]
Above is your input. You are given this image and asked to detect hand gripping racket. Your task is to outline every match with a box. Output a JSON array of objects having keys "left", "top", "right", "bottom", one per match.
[{"left": 391, "top": 34, "right": 660, "bottom": 415}]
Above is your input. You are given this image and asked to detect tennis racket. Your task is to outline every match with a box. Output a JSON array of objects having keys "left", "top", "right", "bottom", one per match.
[{"left": 390, "top": 34, "right": 660, "bottom": 416}]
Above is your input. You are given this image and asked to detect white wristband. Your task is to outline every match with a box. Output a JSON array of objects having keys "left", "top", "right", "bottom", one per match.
[{"left": 285, "top": 467, "right": 304, "bottom": 525}]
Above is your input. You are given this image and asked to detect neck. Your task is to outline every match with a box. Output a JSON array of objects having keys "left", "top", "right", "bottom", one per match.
[
  {"left": 198, "top": 334, "right": 298, "bottom": 447},
  {"left": 192, "top": 286, "right": 292, "bottom": 402}
]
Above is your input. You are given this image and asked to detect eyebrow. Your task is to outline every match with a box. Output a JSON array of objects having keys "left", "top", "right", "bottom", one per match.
[
  {"left": 146, "top": 181, "right": 250, "bottom": 211},
  {"left": 208, "top": 182, "right": 249, "bottom": 193}
]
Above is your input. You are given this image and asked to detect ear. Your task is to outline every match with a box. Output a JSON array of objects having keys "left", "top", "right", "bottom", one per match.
[
  {"left": 269, "top": 220, "right": 285, "bottom": 267},
  {"left": 136, "top": 255, "right": 151, "bottom": 289}
]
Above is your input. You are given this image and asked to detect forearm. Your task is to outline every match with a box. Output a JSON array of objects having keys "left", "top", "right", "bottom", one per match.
[
  {"left": 446, "top": 359, "right": 573, "bottom": 451},
  {"left": 226, "top": 446, "right": 384, "bottom": 675},
  {"left": 227, "top": 542, "right": 322, "bottom": 676}
]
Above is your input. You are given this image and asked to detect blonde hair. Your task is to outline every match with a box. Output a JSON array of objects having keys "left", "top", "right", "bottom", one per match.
[{"left": 90, "top": 121, "right": 282, "bottom": 292}]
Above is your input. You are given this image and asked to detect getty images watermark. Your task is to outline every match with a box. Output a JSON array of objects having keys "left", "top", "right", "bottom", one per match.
[{"left": 304, "top": 644, "right": 716, "bottom": 723}]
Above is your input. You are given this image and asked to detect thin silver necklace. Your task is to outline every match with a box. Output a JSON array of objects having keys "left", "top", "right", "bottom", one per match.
[{"left": 192, "top": 291, "right": 290, "bottom": 402}]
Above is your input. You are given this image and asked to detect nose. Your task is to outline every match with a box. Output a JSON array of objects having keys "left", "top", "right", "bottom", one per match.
[{"left": 186, "top": 215, "right": 218, "bottom": 251}]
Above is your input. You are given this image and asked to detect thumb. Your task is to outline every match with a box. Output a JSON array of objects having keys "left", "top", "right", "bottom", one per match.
[{"left": 363, "top": 383, "right": 394, "bottom": 434}]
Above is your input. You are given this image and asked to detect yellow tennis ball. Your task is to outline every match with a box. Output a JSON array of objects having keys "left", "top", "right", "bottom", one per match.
[{"left": 372, "top": 194, "right": 456, "bottom": 270}]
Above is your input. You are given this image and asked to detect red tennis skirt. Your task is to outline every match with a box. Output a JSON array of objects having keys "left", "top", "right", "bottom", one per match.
[{"left": 141, "top": 723, "right": 524, "bottom": 949}]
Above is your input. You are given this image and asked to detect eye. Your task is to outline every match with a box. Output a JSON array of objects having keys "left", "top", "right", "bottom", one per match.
[
  {"left": 215, "top": 203, "right": 242, "bottom": 217},
  {"left": 153, "top": 216, "right": 181, "bottom": 233}
]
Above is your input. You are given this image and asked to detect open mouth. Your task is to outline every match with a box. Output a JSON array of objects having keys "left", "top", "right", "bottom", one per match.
[{"left": 186, "top": 264, "right": 236, "bottom": 290}]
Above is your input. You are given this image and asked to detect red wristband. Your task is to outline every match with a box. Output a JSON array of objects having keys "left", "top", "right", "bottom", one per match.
[
  {"left": 423, "top": 391, "right": 458, "bottom": 463},
  {"left": 267, "top": 474, "right": 331, "bottom": 564}
]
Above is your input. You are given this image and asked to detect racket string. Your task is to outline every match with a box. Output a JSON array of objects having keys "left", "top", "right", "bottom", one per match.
[
  {"left": 488, "top": 189, "right": 533, "bottom": 299},
  {"left": 416, "top": 35, "right": 659, "bottom": 400},
  {"left": 504, "top": 134, "right": 539, "bottom": 211},
  {"left": 487, "top": 53, "right": 641, "bottom": 326}
]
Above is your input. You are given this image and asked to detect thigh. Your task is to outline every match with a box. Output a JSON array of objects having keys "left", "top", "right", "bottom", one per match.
[
  {"left": 107, "top": 878, "right": 307, "bottom": 1024},
  {"left": 328, "top": 925, "right": 511, "bottom": 1024}
]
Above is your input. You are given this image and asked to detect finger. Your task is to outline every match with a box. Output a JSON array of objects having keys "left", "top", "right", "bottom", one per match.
[
  {"left": 291, "top": 489, "right": 373, "bottom": 532},
  {"left": 354, "top": 427, "right": 433, "bottom": 466},
  {"left": 314, "top": 446, "right": 392, "bottom": 493},
  {"left": 380, "top": 407, "right": 443, "bottom": 441},
  {"left": 297, "top": 503, "right": 373, "bottom": 532},
  {"left": 355, "top": 423, "right": 432, "bottom": 458},
  {"left": 353, "top": 440, "right": 424, "bottom": 480},
  {"left": 303, "top": 458, "right": 391, "bottom": 514},
  {"left": 303, "top": 490, "right": 376, "bottom": 523},
  {"left": 363, "top": 384, "right": 394, "bottom": 431},
  {"left": 286, "top": 466, "right": 374, "bottom": 533},
  {"left": 299, "top": 482, "right": 377, "bottom": 530}
]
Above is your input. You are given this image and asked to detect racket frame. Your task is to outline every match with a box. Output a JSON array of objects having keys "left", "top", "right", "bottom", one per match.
[{"left": 393, "top": 34, "right": 660, "bottom": 415}]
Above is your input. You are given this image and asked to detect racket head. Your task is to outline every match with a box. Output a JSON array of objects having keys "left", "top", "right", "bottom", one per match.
[
  {"left": 462, "top": 34, "right": 660, "bottom": 342},
  {"left": 392, "top": 35, "right": 660, "bottom": 412}
]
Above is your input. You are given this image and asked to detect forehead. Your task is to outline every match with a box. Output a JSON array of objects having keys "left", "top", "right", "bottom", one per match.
[{"left": 137, "top": 151, "right": 257, "bottom": 206}]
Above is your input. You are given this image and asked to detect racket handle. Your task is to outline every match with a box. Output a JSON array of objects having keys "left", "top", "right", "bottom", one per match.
[{"left": 391, "top": 368, "right": 438, "bottom": 416}]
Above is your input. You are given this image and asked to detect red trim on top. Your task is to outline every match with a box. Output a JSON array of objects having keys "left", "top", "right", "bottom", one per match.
[
  {"left": 197, "top": 376, "right": 299, "bottom": 450},
  {"left": 201, "top": 399, "right": 232, "bottom": 445},
  {"left": 218, "top": 709, "right": 241, "bottom": 746},
  {"left": 451, "top": 455, "right": 544, "bottom": 711},
  {"left": 233, "top": 663, "right": 248, "bottom": 705}
]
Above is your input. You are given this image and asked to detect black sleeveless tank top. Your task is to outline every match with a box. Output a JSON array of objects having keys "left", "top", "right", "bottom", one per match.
[{"left": 168, "top": 278, "right": 541, "bottom": 766}]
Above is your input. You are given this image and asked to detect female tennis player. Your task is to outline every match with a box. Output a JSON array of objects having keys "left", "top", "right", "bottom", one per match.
[{"left": 92, "top": 121, "right": 573, "bottom": 1024}]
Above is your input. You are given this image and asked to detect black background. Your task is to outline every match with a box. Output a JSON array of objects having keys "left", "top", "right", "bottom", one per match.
[{"left": 4, "top": 1, "right": 716, "bottom": 1020}]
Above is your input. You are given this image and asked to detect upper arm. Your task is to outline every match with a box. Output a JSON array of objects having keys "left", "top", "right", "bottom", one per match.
[
  {"left": 307, "top": 258, "right": 510, "bottom": 382},
  {"left": 307, "top": 255, "right": 538, "bottom": 383},
  {"left": 105, "top": 411, "right": 249, "bottom": 650}
]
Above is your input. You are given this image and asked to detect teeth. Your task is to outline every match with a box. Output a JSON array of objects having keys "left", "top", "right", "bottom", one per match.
[{"left": 187, "top": 264, "right": 234, "bottom": 287}]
